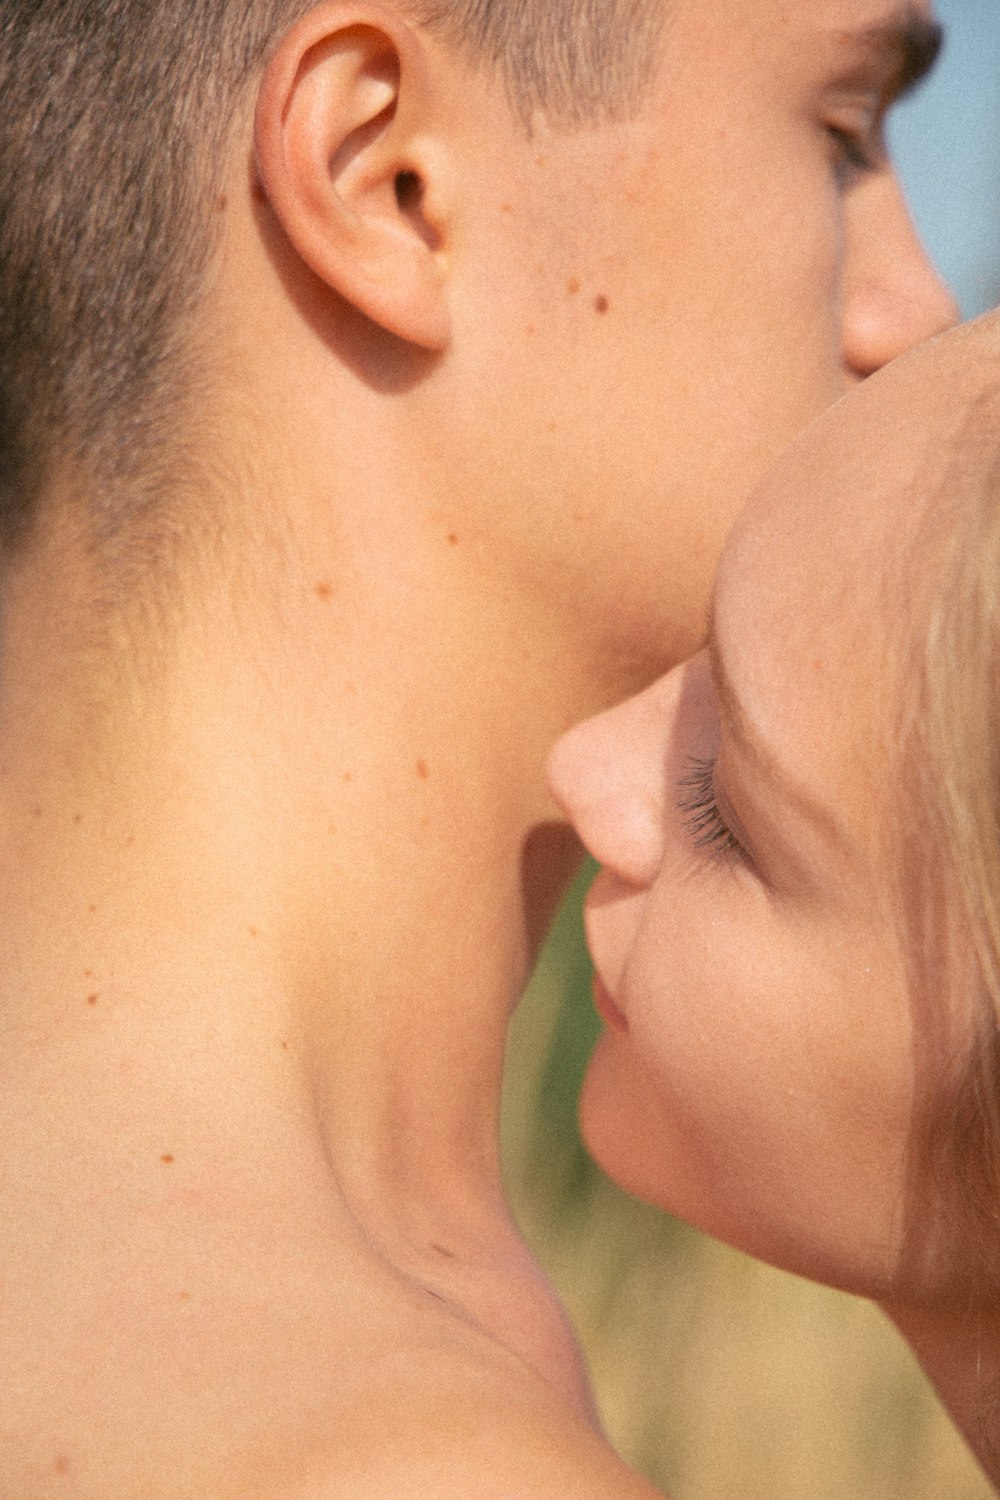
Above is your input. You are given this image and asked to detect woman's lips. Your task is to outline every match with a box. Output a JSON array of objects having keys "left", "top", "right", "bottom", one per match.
[{"left": 592, "top": 972, "right": 629, "bottom": 1032}]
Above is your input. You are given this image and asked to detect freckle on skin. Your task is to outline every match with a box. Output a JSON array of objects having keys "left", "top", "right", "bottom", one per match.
[
  {"left": 416, "top": 759, "right": 429, "bottom": 781},
  {"left": 32, "top": 805, "right": 42, "bottom": 819},
  {"left": 447, "top": 533, "right": 459, "bottom": 547},
  {"left": 500, "top": 202, "right": 513, "bottom": 214},
  {"left": 178, "top": 1290, "right": 191, "bottom": 1302},
  {"left": 567, "top": 277, "right": 580, "bottom": 296},
  {"left": 161, "top": 1154, "right": 175, "bottom": 1165},
  {"left": 54, "top": 1455, "right": 71, "bottom": 1477},
  {"left": 215, "top": 193, "right": 227, "bottom": 212},
  {"left": 327, "top": 822, "right": 337, "bottom": 836},
  {"left": 73, "top": 812, "right": 83, "bottom": 825},
  {"left": 343, "top": 771, "right": 353, "bottom": 784},
  {"left": 281, "top": 1039, "right": 290, "bottom": 1052},
  {"left": 248, "top": 925, "right": 259, "bottom": 939},
  {"left": 315, "top": 580, "right": 333, "bottom": 602},
  {"left": 594, "top": 294, "right": 610, "bottom": 315},
  {"left": 86, "top": 993, "right": 99, "bottom": 1007},
  {"left": 88, "top": 904, "right": 98, "bottom": 915}
]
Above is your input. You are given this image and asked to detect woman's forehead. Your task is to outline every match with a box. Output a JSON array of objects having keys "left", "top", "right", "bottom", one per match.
[{"left": 718, "top": 314, "right": 1000, "bottom": 640}]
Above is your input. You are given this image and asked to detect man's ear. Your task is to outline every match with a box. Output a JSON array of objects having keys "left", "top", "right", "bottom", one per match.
[{"left": 255, "top": 2, "right": 451, "bottom": 351}]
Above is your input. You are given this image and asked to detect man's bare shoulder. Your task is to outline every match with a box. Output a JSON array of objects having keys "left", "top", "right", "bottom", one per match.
[
  {"left": 0, "top": 1017, "right": 665, "bottom": 1500},
  {"left": 271, "top": 1345, "right": 667, "bottom": 1500},
  {"left": 5, "top": 1277, "right": 666, "bottom": 1500},
  {"left": 1, "top": 1137, "right": 663, "bottom": 1499}
]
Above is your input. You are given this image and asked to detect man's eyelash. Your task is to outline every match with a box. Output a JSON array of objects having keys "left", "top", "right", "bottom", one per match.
[
  {"left": 826, "top": 123, "right": 880, "bottom": 181},
  {"left": 676, "top": 757, "right": 741, "bottom": 856}
]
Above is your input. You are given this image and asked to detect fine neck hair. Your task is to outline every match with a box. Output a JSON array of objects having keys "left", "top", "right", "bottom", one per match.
[
  {"left": 0, "top": 30, "right": 632, "bottom": 1418},
  {"left": 0, "top": 0, "right": 666, "bottom": 557}
]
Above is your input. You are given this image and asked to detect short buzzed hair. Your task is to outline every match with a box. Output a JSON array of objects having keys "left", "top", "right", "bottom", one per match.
[{"left": 0, "top": 0, "right": 665, "bottom": 552}]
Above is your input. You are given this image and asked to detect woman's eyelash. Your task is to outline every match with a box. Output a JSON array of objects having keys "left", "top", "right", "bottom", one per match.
[{"left": 676, "top": 756, "right": 742, "bottom": 857}]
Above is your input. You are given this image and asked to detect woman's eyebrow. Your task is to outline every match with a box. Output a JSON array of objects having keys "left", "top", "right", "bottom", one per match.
[
  {"left": 706, "top": 616, "right": 850, "bottom": 856},
  {"left": 706, "top": 617, "right": 763, "bottom": 773}
]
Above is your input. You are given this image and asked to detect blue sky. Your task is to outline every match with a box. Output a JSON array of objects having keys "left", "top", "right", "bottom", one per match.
[{"left": 890, "top": 0, "right": 1000, "bottom": 318}]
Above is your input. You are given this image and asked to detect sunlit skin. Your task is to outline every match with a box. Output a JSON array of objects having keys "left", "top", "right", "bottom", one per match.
[
  {"left": 0, "top": 0, "right": 961, "bottom": 1495},
  {"left": 547, "top": 313, "right": 1000, "bottom": 1483},
  {"left": 430, "top": 0, "right": 958, "bottom": 688}
]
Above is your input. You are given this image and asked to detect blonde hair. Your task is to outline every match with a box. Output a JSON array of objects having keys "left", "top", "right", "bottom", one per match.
[{"left": 895, "top": 391, "right": 1000, "bottom": 1300}]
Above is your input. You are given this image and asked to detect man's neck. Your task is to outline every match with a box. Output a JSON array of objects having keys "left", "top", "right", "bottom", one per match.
[{"left": 0, "top": 515, "right": 595, "bottom": 1411}]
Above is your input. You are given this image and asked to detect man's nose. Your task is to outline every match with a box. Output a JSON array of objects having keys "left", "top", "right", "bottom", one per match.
[
  {"left": 546, "top": 678, "right": 674, "bottom": 889},
  {"left": 841, "top": 175, "right": 960, "bottom": 380}
]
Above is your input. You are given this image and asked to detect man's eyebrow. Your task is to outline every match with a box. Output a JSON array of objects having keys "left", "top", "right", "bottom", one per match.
[{"left": 843, "top": 11, "right": 944, "bottom": 101}]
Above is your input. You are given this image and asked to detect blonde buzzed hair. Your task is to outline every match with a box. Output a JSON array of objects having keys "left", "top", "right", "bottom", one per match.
[
  {"left": 411, "top": 0, "right": 666, "bottom": 125},
  {"left": 0, "top": 0, "right": 666, "bottom": 551}
]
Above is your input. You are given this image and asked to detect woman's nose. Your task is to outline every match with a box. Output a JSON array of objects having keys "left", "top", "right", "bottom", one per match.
[{"left": 546, "top": 674, "right": 678, "bottom": 889}]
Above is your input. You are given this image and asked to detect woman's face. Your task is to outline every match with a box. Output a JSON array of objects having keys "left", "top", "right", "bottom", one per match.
[{"left": 548, "top": 333, "right": 987, "bottom": 1305}]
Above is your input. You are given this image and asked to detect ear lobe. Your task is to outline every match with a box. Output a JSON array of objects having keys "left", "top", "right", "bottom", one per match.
[{"left": 255, "top": 3, "right": 451, "bottom": 351}]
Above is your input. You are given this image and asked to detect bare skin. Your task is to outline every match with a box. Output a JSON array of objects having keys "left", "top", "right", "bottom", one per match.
[
  {"left": 548, "top": 314, "right": 1000, "bottom": 1486},
  {"left": 0, "top": 0, "right": 955, "bottom": 1495}
]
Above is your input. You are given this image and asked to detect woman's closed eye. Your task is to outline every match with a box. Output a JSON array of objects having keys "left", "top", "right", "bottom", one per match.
[{"left": 676, "top": 756, "right": 744, "bottom": 860}]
